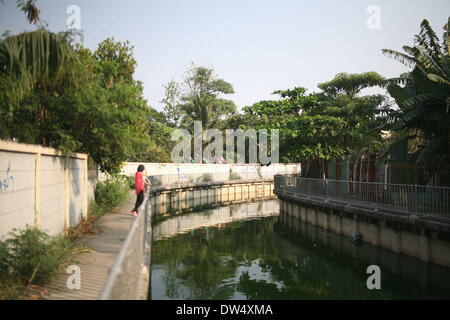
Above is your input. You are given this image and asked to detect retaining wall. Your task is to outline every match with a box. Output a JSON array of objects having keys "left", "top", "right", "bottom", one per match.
[
  {"left": 151, "top": 179, "right": 276, "bottom": 215},
  {"left": 278, "top": 197, "right": 450, "bottom": 268},
  {"left": 0, "top": 140, "right": 95, "bottom": 238}
]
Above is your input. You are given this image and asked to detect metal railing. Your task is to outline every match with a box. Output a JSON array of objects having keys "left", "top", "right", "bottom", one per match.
[
  {"left": 274, "top": 175, "right": 450, "bottom": 216},
  {"left": 100, "top": 193, "right": 151, "bottom": 300}
]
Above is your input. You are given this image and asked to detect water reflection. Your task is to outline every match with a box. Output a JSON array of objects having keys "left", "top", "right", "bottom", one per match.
[
  {"left": 151, "top": 200, "right": 450, "bottom": 300},
  {"left": 153, "top": 200, "right": 279, "bottom": 240}
]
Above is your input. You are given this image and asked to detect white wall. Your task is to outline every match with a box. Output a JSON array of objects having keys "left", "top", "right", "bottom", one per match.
[
  {"left": 119, "top": 162, "right": 300, "bottom": 185},
  {"left": 0, "top": 151, "right": 36, "bottom": 237},
  {"left": 0, "top": 140, "right": 91, "bottom": 238},
  {"left": 39, "top": 155, "right": 66, "bottom": 235}
]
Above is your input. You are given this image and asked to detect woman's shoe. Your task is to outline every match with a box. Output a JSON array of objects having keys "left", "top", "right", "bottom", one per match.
[{"left": 131, "top": 210, "right": 137, "bottom": 216}]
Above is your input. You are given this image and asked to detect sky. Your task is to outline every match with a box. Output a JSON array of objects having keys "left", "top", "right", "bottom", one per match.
[{"left": 1, "top": 0, "right": 449, "bottom": 111}]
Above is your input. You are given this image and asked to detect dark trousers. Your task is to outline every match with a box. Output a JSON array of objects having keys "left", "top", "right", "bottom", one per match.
[{"left": 133, "top": 191, "right": 144, "bottom": 212}]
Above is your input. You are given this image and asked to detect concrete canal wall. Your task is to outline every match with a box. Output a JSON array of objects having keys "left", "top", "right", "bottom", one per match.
[
  {"left": 150, "top": 179, "right": 276, "bottom": 215},
  {"left": 277, "top": 197, "right": 450, "bottom": 268},
  {"left": 279, "top": 212, "right": 450, "bottom": 293}
]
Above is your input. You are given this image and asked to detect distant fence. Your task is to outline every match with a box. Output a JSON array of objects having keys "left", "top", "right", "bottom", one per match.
[
  {"left": 0, "top": 140, "right": 96, "bottom": 238},
  {"left": 275, "top": 175, "right": 450, "bottom": 216}
]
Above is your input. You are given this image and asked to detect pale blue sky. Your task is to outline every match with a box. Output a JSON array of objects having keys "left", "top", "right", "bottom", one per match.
[{"left": 1, "top": 0, "right": 449, "bottom": 111}]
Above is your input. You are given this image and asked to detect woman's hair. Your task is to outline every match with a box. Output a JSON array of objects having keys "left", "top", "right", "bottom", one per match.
[{"left": 137, "top": 165, "right": 145, "bottom": 172}]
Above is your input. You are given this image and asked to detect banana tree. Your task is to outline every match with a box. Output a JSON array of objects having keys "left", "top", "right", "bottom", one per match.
[{"left": 382, "top": 18, "right": 450, "bottom": 185}]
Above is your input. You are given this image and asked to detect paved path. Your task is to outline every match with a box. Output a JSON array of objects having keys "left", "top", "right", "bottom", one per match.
[{"left": 28, "top": 192, "right": 138, "bottom": 300}]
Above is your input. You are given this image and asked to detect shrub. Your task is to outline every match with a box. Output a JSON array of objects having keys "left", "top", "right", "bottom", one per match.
[
  {"left": 196, "top": 173, "right": 214, "bottom": 183},
  {"left": 94, "top": 176, "right": 129, "bottom": 213},
  {"left": 229, "top": 169, "right": 241, "bottom": 181},
  {"left": 120, "top": 175, "right": 135, "bottom": 190},
  {"left": 0, "top": 241, "right": 9, "bottom": 281},
  {"left": 69, "top": 175, "right": 131, "bottom": 241},
  {"left": 0, "top": 228, "right": 72, "bottom": 286}
]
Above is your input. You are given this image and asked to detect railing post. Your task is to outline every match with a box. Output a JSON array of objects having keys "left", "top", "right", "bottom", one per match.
[{"left": 414, "top": 184, "right": 418, "bottom": 214}]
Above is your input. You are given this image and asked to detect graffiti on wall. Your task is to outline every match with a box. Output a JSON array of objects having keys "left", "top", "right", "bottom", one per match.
[{"left": 0, "top": 161, "right": 15, "bottom": 193}]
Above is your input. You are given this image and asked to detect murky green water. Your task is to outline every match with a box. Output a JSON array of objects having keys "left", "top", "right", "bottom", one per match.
[{"left": 150, "top": 200, "right": 450, "bottom": 300}]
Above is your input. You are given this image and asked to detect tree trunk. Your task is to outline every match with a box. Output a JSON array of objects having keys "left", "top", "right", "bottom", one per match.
[
  {"left": 359, "top": 155, "right": 364, "bottom": 183},
  {"left": 304, "top": 159, "right": 311, "bottom": 178},
  {"left": 366, "top": 154, "right": 370, "bottom": 182}
]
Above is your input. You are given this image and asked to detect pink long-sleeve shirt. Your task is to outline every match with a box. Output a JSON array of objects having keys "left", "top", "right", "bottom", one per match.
[{"left": 135, "top": 172, "right": 145, "bottom": 194}]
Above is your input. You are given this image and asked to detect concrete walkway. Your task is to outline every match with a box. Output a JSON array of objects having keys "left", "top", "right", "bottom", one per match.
[{"left": 28, "top": 192, "right": 138, "bottom": 300}]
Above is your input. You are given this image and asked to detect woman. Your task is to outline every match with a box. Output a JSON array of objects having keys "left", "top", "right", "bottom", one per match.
[{"left": 131, "top": 164, "right": 151, "bottom": 216}]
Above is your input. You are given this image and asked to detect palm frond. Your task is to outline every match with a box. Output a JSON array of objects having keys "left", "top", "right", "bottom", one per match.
[
  {"left": 401, "top": 93, "right": 434, "bottom": 108},
  {"left": 382, "top": 76, "right": 411, "bottom": 87},
  {"left": 0, "top": 29, "right": 74, "bottom": 110},
  {"left": 382, "top": 49, "right": 417, "bottom": 67},
  {"left": 414, "top": 46, "right": 446, "bottom": 76},
  {"left": 419, "top": 19, "right": 442, "bottom": 57},
  {"left": 427, "top": 73, "right": 450, "bottom": 85},
  {"left": 416, "top": 136, "right": 446, "bottom": 164}
]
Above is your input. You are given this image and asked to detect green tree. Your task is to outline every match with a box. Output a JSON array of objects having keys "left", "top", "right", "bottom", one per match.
[
  {"left": 131, "top": 107, "right": 175, "bottom": 163},
  {"left": 161, "top": 80, "right": 182, "bottom": 127},
  {"left": 94, "top": 38, "right": 137, "bottom": 89},
  {"left": 242, "top": 74, "right": 388, "bottom": 178},
  {"left": 176, "top": 65, "right": 237, "bottom": 129},
  {"left": 0, "top": 31, "right": 155, "bottom": 173},
  {"left": 382, "top": 18, "right": 450, "bottom": 185},
  {"left": 318, "top": 72, "right": 385, "bottom": 99},
  {"left": 316, "top": 72, "right": 388, "bottom": 181},
  {"left": 243, "top": 91, "right": 349, "bottom": 172},
  {"left": 0, "top": 29, "right": 74, "bottom": 118}
]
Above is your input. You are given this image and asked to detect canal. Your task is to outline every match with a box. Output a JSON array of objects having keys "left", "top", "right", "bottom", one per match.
[{"left": 150, "top": 199, "right": 450, "bottom": 300}]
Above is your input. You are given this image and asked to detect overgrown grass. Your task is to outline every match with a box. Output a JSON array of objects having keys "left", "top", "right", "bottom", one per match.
[
  {"left": 94, "top": 176, "right": 130, "bottom": 213},
  {"left": 0, "top": 228, "right": 75, "bottom": 300},
  {"left": 196, "top": 173, "right": 214, "bottom": 183},
  {"left": 229, "top": 169, "right": 242, "bottom": 181},
  {"left": 0, "top": 175, "right": 131, "bottom": 300},
  {"left": 66, "top": 175, "right": 130, "bottom": 240}
]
